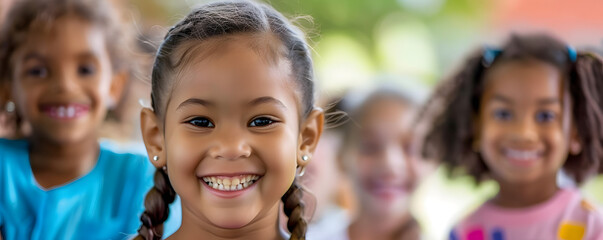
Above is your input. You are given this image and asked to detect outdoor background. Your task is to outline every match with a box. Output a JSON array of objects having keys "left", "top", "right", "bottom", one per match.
[{"left": 124, "top": 0, "right": 603, "bottom": 239}]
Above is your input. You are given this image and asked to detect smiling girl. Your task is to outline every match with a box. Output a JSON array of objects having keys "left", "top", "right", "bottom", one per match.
[
  {"left": 136, "top": 1, "right": 324, "bottom": 239},
  {"left": 422, "top": 34, "right": 603, "bottom": 240},
  {"left": 0, "top": 0, "right": 154, "bottom": 239}
]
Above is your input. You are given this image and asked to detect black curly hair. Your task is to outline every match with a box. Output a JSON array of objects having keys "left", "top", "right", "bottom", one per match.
[{"left": 421, "top": 33, "right": 603, "bottom": 185}]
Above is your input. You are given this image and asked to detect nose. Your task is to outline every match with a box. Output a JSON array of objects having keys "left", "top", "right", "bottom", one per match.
[
  {"left": 377, "top": 144, "right": 408, "bottom": 178},
  {"left": 510, "top": 116, "right": 538, "bottom": 144},
  {"left": 49, "top": 66, "right": 79, "bottom": 94},
  {"left": 208, "top": 125, "right": 252, "bottom": 160}
]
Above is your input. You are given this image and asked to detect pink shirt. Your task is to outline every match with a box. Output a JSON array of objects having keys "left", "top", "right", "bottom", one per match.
[{"left": 450, "top": 188, "right": 603, "bottom": 240}]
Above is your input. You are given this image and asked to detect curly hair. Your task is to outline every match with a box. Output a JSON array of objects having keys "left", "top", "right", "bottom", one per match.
[
  {"left": 136, "top": 1, "right": 315, "bottom": 239},
  {"left": 421, "top": 34, "right": 603, "bottom": 185}
]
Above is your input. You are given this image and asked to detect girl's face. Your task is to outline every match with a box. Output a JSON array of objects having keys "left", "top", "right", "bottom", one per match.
[
  {"left": 141, "top": 36, "right": 322, "bottom": 230},
  {"left": 9, "top": 15, "right": 123, "bottom": 144},
  {"left": 346, "top": 98, "right": 418, "bottom": 216},
  {"left": 478, "top": 59, "right": 579, "bottom": 185}
]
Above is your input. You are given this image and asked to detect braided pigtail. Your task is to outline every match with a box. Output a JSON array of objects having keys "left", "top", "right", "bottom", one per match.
[
  {"left": 134, "top": 168, "right": 176, "bottom": 240},
  {"left": 281, "top": 179, "right": 307, "bottom": 240}
]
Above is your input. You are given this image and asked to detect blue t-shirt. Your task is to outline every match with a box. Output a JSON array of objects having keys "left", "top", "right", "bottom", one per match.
[{"left": 0, "top": 138, "right": 180, "bottom": 240}]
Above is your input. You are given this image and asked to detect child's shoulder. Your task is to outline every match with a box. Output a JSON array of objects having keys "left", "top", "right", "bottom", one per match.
[
  {"left": 563, "top": 190, "right": 603, "bottom": 237},
  {"left": 450, "top": 188, "right": 603, "bottom": 240},
  {"left": 0, "top": 138, "right": 28, "bottom": 162},
  {"left": 98, "top": 140, "right": 153, "bottom": 177},
  {"left": 99, "top": 141, "right": 148, "bottom": 163},
  {"left": 0, "top": 137, "right": 27, "bottom": 150}
]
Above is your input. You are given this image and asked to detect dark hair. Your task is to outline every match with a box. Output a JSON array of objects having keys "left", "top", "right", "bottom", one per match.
[
  {"left": 0, "top": 0, "right": 137, "bottom": 134},
  {"left": 136, "top": 1, "right": 315, "bottom": 239},
  {"left": 421, "top": 33, "right": 603, "bottom": 184}
]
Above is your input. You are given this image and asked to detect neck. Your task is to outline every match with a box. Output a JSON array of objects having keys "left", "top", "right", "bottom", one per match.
[
  {"left": 170, "top": 204, "right": 284, "bottom": 240},
  {"left": 492, "top": 174, "right": 559, "bottom": 208},
  {"left": 348, "top": 207, "right": 413, "bottom": 240},
  {"left": 28, "top": 134, "right": 99, "bottom": 189}
]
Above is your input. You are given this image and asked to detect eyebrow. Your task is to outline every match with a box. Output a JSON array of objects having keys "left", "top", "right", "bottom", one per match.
[
  {"left": 536, "top": 98, "right": 560, "bottom": 105},
  {"left": 77, "top": 51, "right": 101, "bottom": 61},
  {"left": 177, "top": 98, "right": 215, "bottom": 110},
  {"left": 492, "top": 95, "right": 512, "bottom": 104},
  {"left": 22, "top": 53, "right": 45, "bottom": 62},
  {"left": 248, "top": 96, "right": 287, "bottom": 109},
  {"left": 491, "top": 95, "right": 560, "bottom": 105}
]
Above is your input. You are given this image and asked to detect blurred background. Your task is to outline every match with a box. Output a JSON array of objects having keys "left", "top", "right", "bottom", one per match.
[
  {"left": 2, "top": 0, "right": 601, "bottom": 239},
  {"left": 122, "top": 1, "right": 603, "bottom": 239}
]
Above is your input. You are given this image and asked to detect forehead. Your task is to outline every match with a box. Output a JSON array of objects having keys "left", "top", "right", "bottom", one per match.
[
  {"left": 358, "top": 97, "right": 415, "bottom": 134},
  {"left": 12, "top": 15, "right": 106, "bottom": 59},
  {"left": 483, "top": 59, "right": 564, "bottom": 101},
  {"left": 168, "top": 35, "right": 299, "bottom": 111}
]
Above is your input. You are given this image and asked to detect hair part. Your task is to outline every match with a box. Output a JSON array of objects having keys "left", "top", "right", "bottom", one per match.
[{"left": 421, "top": 33, "right": 603, "bottom": 184}]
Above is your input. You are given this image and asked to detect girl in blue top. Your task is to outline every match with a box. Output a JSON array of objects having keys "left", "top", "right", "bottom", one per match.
[
  {"left": 0, "top": 0, "right": 156, "bottom": 239},
  {"left": 135, "top": 1, "right": 324, "bottom": 239}
]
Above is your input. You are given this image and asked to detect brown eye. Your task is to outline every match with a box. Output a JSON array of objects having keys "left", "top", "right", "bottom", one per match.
[
  {"left": 78, "top": 64, "right": 96, "bottom": 76},
  {"left": 535, "top": 111, "right": 556, "bottom": 123},
  {"left": 249, "top": 117, "right": 274, "bottom": 127},
  {"left": 187, "top": 117, "right": 215, "bottom": 128},
  {"left": 26, "top": 66, "right": 48, "bottom": 78},
  {"left": 492, "top": 108, "right": 512, "bottom": 121}
]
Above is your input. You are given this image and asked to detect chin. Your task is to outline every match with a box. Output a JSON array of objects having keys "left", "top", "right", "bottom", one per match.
[
  {"left": 207, "top": 210, "right": 256, "bottom": 229},
  {"left": 211, "top": 218, "right": 252, "bottom": 229}
]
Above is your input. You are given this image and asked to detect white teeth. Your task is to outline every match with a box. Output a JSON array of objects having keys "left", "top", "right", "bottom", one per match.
[
  {"left": 506, "top": 149, "right": 540, "bottom": 161},
  {"left": 202, "top": 174, "right": 260, "bottom": 191},
  {"left": 58, "top": 106, "right": 66, "bottom": 117},
  {"left": 66, "top": 106, "right": 75, "bottom": 117}
]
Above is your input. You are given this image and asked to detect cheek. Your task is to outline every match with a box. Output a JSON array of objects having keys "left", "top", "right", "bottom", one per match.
[
  {"left": 264, "top": 130, "right": 298, "bottom": 174},
  {"left": 90, "top": 78, "right": 113, "bottom": 104},
  {"left": 479, "top": 122, "right": 502, "bottom": 147},
  {"left": 352, "top": 154, "right": 374, "bottom": 182},
  {"left": 165, "top": 128, "right": 202, "bottom": 189},
  {"left": 544, "top": 129, "right": 569, "bottom": 160},
  {"left": 13, "top": 83, "right": 41, "bottom": 113},
  {"left": 478, "top": 124, "right": 503, "bottom": 164}
]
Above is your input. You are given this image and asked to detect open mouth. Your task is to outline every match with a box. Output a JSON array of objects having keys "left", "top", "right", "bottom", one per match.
[
  {"left": 40, "top": 103, "right": 89, "bottom": 119},
  {"left": 201, "top": 174, "right": 261, "bottom": 191},
  {"left": 504, "top": 149, "right": 542, "bottom": 161}
]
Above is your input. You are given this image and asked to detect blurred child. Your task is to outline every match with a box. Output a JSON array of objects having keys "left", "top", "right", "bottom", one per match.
[
  {"left": 135, "top": 1, "right": 324, "bottom": 239},
  {"left": 422, "top": 34, "right": 603, "bottom": 239},
  {"left": 337, "top": 87, "right": 428, "bottom": 240},
  {"left": 304, "top": 97, "right": 354, "bottom": 240},
  {"left": 0, "top": 0, "right": 155, "bottom": 239}
]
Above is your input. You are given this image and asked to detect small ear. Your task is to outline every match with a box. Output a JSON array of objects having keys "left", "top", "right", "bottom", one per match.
[
  {"left": 297, "top": 108, "right": 325, "bottom": 167},
  {"left": 569, "top": 126, "right": 582, "bottom": 155},
  {"left": 108, "top": 71, "right": 128, "bottom": 108},
  {"left": 140, "top": 107, "right": 166, "bottom": 167}
]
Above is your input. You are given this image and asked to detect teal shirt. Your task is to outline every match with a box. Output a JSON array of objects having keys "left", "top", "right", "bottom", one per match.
[{"left": 0, "top": 138, "right": 180, "bottom": 240}]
